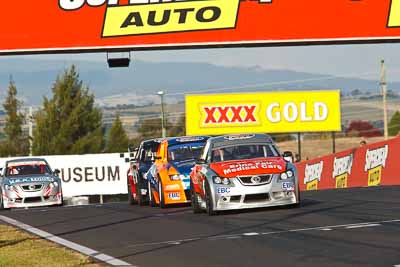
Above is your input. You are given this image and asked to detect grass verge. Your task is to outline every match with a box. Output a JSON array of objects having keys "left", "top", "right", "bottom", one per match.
[{"left": 0, "top": 223, "right": 103, "bottom": 267}]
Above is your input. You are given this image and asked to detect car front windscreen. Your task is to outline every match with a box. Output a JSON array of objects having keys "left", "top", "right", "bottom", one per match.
[
  {"left": 5, "top": 163, "right": 52, "bottom": 176},
  {"left": 168, "top": 142, "right": 205, "bottom": 162},
  {"left": 211, "top": 144, "right": 280, "bottom": 163}
]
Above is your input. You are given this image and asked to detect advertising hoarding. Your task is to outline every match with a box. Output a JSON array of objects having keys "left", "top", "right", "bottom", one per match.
[
  {"left": 0, "top": 153, "right": 129, "bottom": 198},
  {"left": 185, "top": 91, "right": 341, "bottom": 135},
  {"left": 1, "top": 1, "right": 400, "bottom": 54}
]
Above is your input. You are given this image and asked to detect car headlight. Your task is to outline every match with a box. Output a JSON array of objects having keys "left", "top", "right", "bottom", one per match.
[
  {"left": 169, "top": 174, "right": 185, "bottom": 181},
  {"left": 213, "top": 176, "right": 231, "bottom": 185},
  {"left": 52, "top": 181, "right": 59, "bottom": 187},
  {"left": 280, "top": 170, "right": 294, "bottom": 180},
  {"left": 5, "top": 185, "right": 14, "bottom": 191}
]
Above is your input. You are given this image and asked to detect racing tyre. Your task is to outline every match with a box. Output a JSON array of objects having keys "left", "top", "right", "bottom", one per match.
[
  {"left": 0, "top": 191, "right": 4, "bottom": 210},
  {"left": 58, "top": 188, "right": 64, "bottom": 207},
  {"left": 158, "top": 179, "right": 166, "bottom": 209},
  {"left": 0, "top": 190, "right": 8, "bottom": 210},
  {"left": 148, "top": 181, "right": 157, "bottom": 207},
  {"left": 190, "top": 181, "right": 202, "bottom": 214},
  {"left": 205, "top": 181, "right": 217, "bottom": 216},
  {"left": 289, "top": 185, "right": 301, "bottom": 209},
  {"left": 136, "top": 178, "right": 147, "bottom": 206},
  {"left": 127, "top": 181, "right": 137, "bottom": 205}
]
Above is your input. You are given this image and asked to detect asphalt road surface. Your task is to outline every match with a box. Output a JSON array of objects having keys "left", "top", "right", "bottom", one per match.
[{"left": 1, "top": 186, "right": 400, "bottom": 267}]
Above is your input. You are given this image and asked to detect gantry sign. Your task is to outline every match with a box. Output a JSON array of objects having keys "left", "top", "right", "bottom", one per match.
[{"left": 1, "top": 0, "right": 400, "bottom": 54}]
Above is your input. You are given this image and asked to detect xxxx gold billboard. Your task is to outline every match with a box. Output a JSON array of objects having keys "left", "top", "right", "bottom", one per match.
[
  {"left": 2, "top": 1, "right": 400, "bottom": 54},
  {"left": 185, "top": 91, "right": 341, "bottom": 135}
]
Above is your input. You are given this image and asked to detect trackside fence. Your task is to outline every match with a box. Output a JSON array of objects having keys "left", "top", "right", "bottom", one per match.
[{"left": 295, "top": 136, "right": 400, "bottom": 191}]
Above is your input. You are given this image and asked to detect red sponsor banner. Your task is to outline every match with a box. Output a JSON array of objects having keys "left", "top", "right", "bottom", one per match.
[
  {"left": 1, "top": 1, "right": 400, "bottom": 54},
  {"left": 296, "top": 136, "right": 400, "bottom": 191}
]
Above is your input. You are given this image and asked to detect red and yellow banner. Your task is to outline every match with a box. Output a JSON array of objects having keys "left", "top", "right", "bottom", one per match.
[
  {"left": 296, "top": 137, "right": 400, "bottom": 192},
  {"left": 1, "top": 1, "right": 400, "bottom": 54}
]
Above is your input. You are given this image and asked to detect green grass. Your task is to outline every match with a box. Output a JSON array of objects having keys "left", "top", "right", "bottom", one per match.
[{"left": 0, "top": 224, "right": 103, "bottom": 267}]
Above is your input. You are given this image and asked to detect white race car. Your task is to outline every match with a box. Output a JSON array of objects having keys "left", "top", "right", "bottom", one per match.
[
  {"left": 0, "top": 158, "right": 63, "bottom": 209},
  {"left": 190, "top": 134, "right": 300, "bottom": 215}
]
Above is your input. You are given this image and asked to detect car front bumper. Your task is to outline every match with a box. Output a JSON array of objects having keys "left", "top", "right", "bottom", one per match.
[
  {"left": 212, "top": 175, "right": 299, "bottom": 211},
  {"left": 2, "top": 184, "right": 63, "bottom": 209}
]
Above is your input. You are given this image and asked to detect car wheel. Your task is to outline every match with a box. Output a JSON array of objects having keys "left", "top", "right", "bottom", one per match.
[
  {"left": 289, "top": 185, "right": 301, "bottom": 209},
  {"left": 190, "top": 181, "right": 202, "bottom": 214},
  {"left": 136, "top": 178, "right": 145, "bottom": 206},
  {"left": 205, "top": 181, "right": 217, "bottom": 216},
  {"left": 158, "top": 179, "right": 166, "bottom": 209},
  {"left": 59, "top": 188, "right": 64, "bottom": 207},
  {"left": 0, "top": 189, "right": 4, "bottom": 210},
  {"left": 127, "top": 181, "right": 137, "bottom": 205},
  {"left": 148, "top": 181, "right": 157, "bottom": 207}
]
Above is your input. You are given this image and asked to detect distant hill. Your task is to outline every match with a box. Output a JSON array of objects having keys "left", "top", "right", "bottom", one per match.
[{"left": 0, "top": 58, "right": 397, "bottom": 105}]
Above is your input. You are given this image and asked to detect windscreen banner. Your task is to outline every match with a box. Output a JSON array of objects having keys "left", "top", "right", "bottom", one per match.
[
  {"left": 0, "top": 153, "right": 129, "bottom": 197},
  {"left": 1, "top": 1, "right": 400, "bottom": 54},
  {"left": 296, "top": 136, "right": 400, "bottom": 191},
  {"left": 185, "top": 91, "right": 341, "bottom": 135}
]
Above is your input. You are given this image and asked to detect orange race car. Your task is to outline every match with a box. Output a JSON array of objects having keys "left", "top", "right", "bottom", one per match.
[{"left": 144, "top": 136, "right": 209, "bottom": 208}]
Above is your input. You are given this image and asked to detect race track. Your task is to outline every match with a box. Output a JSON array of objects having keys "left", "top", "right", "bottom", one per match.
[{"left": 1, "top": 186, "right": 400, "bottom": 267}]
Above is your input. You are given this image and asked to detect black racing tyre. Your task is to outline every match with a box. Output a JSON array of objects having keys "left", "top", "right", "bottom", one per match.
[
  {"left": 127, "top": 181, "right": 137, "bottom": 205},
  {"left": 148, "top": 181, "right": 157, "bottom": 207},
  {"left": 190, "top": 181, "right": 202, "bottom": 214},
  {"left": 59, "top": 188, "right": 64, "bottom": 207},
  {"left": 0, "top": 190, "right": 4, "bottom": 210},
  {"left": 136, "top": 178, "right": 146, "bottom": 206},
  {"left": 289, "top": 185, "right": 301, "bottom": 209},
  {"left": 158, "top": 179, "right": 166, "bottom": 209},
  {"left": 205, "top": 181, "right": 217, "bottom": 216}
]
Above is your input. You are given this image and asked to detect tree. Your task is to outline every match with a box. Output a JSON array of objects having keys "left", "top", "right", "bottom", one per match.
[
  {"left": 106, "top": 114, "right": 129, "bottom": 153},
  {"left": 32, "top": 65, "right": 104, "bottom": 155},
  {"left": 345, "top": 120, "right": 382, "bottom": 137},
  {"left": 389, "top": 111, "right": 400, "bottom": 136},
  {"left": 0, "top": 79, "right": 29, "bottom": 156}
]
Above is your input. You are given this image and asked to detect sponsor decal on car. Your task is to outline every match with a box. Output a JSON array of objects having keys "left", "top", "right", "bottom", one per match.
[
  {"left": 224, "top": 134, "right": 256, "bottom": 141},
  {"left": 282, "top": 182, "right": 294, "bottom": 191},
  {"left": 217, "top": 187, "right": 230, "bottom": 194},
  {"left": 222, "top": 161, "right": 283, "bottom": 175},
  {"left": 168, "top": 192, "right": 180, "bottom": 200},
  {"left": 304, "top": 161, "right": 323, "bottom": 191},
  {"left": 365, "top": 145, "right": 388, "bottom": 187},
  {"left": 8, "top": 177, "right": 54, "bottom": 185},
  {"left": 176, "top": 137, "right": 205, "bottom": 143},
  {"left": 332, "top": 154, "right": 353, "bottom": 189},
  {"left": 165, "top": 184, "right": 180, "bottom": 191}
]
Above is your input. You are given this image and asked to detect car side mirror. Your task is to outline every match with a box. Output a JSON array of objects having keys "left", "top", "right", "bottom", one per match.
[
  {"left": 283, "top": 151, "right": 294, "bottom": 163},
  {"left": 54, "top": 169, "right": 61, "bottom": 176}
]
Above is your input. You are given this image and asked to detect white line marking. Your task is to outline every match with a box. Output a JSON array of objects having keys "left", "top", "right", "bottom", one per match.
[
  {"left": 124, "top": 219, "right": 400, "bottom": 248},
  {"left": 243, "top": 232, "right": 260, "bottom": 236},
  {"left": 345, "top": 223, "right": 381, "bottom": 229},
  {"left": 0, "top": 215, "right": 134, "bottom": 267}
]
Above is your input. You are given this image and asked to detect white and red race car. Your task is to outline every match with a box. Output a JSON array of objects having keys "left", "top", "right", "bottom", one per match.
[
  {"left": 190, "top": 134, "right": 300, "bottom": 215},
  {"left": 0, "top": 158, "right": 63, "bottom": 209}
]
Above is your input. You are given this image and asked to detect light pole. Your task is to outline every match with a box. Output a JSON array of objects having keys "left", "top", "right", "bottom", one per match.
[
  {"left": 157, "top": 91, "right": 166, "bottom": 138},
  {"left": 380, "top": 59, "right": 388, "bottom": 140}
]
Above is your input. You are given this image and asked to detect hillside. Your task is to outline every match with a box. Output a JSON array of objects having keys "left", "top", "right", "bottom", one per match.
[{"left": 0, "top": 58, "right": 397, "bottom": 105}]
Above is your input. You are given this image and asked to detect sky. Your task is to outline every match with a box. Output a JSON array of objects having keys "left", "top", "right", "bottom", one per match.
[{"left": 16, "top": 43, "right": 400, "bottom": 82}]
